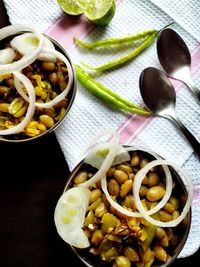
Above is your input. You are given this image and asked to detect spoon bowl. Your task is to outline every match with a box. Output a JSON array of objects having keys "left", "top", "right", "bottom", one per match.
[
  {"left": 157, "top": 28, "right": 200, "bottom": 101},
  {"left": 139, "top": 67, "right": 200, "bottom": 158}
]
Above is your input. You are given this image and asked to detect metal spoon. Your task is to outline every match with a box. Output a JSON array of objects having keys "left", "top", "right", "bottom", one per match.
[
  {"left": 157, "top": 28, "right": 200, "bottom": 102},
  {"left": 139, "top": 67, "right": 200, "bottom": 158}
]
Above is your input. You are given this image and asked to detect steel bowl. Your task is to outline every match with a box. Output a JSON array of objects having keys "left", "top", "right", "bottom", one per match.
[
  {"left": 63, "top": 147, "right": 191, "bottom": 267},
  {"left": 0, "top": 32, "right": 77, "bottom": 143}
]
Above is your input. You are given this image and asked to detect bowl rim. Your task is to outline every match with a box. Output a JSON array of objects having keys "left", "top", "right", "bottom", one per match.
[
  {"left": 63, "top": 146, "right": 192, "bottom": 267},
  {"left": 0, "top": 32, "right": 77, "bottom": 143}
]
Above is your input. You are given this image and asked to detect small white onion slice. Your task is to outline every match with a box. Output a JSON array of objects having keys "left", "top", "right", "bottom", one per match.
[
  {"left": 14, "top": 48, "right": 73, "bottom": 109},
  {"left": 0, "top": 47, "right": 16, "bottom": 64},
  {"left": 84, "top": 142, "right": 130, "bottom": 170},
  {"left": 79, "top": 132, "right": 120, "bottom": 188},
  {"left": 54, "top": 187, "right": 90, "bottom": 248},
  {"left": 0, "top": 24, "right": 44, "bottom": 74},
  {"left": 0, "top": 71, "right": 35, "bottom": 135},
  {"left": 10, "top": 32, "right": 56, "bottom": 62},
  {"left": 133, "top": 159, "right": 193, "bottom": 227}
]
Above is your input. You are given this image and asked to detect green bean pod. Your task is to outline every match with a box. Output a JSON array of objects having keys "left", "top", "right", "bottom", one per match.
[
  {"left": 75, "top": 65, "right": 151, "bottom": 116},
  {"left": 81, "top": 32, "right": 158, "bottom": 72},
  {"left": 74, "top": 29, "right": 157, "bottom": 49}
]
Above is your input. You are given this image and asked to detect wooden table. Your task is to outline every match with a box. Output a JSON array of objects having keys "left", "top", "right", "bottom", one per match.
[{"left": 0, "top": 0, "right": 199, "bottom": 266}]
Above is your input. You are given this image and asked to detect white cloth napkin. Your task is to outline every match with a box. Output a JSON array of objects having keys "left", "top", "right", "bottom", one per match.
[{"left": 3, "top": 0, "right": 200, "bottom": 258}]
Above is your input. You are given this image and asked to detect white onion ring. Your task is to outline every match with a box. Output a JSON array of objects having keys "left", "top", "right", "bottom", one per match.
[
  {"left": 101, "top": 146, "right": 172, "bottom": 218},
  {"left": 0, "top": 24, "right": 44, "bottom": 74},
  {"left": 126, "top": 147, "right": 173, "bottom": 215},
  {"left": 14, "top": 48, "right": 73, "bottom": 108},
  {"left": 0, "top": 71, "right": 35, "bottom": 135},
  {"left": 133, "top": 159, "right": 193, "bottom": 227},
  {"left": 0, "top": 47, "right": 16, "bottom": 64},
  {"left": 79, "top": 132, "right": 120, "bottom": 188}
]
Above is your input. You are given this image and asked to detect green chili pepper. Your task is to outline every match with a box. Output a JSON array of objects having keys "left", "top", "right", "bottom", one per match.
[
  {"left": 74, "top": 29, "right": 157, "bottom": 49},
  {"left": 75, "top": 65, "right": 151, "bottom": 116},
  {"left": 81, "top": 32, "right": 158, "bottom": 72}
]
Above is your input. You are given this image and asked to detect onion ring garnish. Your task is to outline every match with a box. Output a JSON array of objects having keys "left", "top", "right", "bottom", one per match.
[
  {"left": 133, "top": 159, "right": 193, "bottom": 227},
  {"left": 10, "top": 32, "right": 56, "bottom": 62},
  {"left": 14, "top": 48, "right": 73, "bottom": 109},
  {"left": 126, "top": 147, "right": 173, "bottom": 215},
  {"left": 79, "top": 131, "right": 120, "bottom": 188},
  {"left": 0, "top": 71, "right": 35, "bottom": 135},
  {"left": 0, "top": 24, "right": 44, "bottom": 74},
  {"left": 101, "top": 146, "right": 172, "bottom": 218},
  {"left": 0, "top": 47, "right": 16, "bottom": 64}
]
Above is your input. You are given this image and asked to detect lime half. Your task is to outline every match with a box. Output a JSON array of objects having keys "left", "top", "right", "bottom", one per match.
[
  {"left": 85, "top": 0, "right": 116, "bottom": 26},
  {"left": 57, "top": 0, "right": 83, "bottom": 15}
]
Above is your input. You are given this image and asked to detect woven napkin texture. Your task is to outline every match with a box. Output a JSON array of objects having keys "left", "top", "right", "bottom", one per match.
[{"left": 3, "top": 0, "right": 200, "bottom": 258}]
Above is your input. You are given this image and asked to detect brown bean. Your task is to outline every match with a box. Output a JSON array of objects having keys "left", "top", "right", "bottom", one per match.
[
  {"left": 139, "top": 185, "right": 148, "bottom": 198},
  {"left": 148, "top": 172, "right": 159, "bottom": 186},
  {"left": 107, "top": 167, "right": 116, "bottom": 177},
  {"left": 49, "top": 72, "right": 58, "bottom": 84},
  {"left": 146, "top": 186, "right": 165, "bottom": 202},
  {"left": 140, "top": 158, "right": 148, "bottom": 169},
  {"left": 39, "top": 114, "right": 54, "bottom": 128},
  {"left": 117, "top": 164, "right": 133, "bottom": 173},
  {"left": 41, "top": 61, "right": 56, "bottom": 71},
  {"left": 172, "top": 210, "right": 180, "bottom": 219},
  {"left": 159, "top": 210, "right": 173, "bottom": 222},
  {"left": 169, "top": 196, "right": 179, "bottom": 210},
  {"left": 163, "top": 202, "right": 176, "bottom": 214},
  {"left": 120, "top": 180, "right": 133, "bottom": 198},
  {"left": 74, "top": 171, "right": 88, "bottom": 184},
  {"left": 89, "top": 189, "right": 102, "bottom": 204},
  {"left": 155, "top": 227, "right": 167, "bottom": 239},
  {"left": 114, "top": 170, "right": 128, "bottom": 184},
  {"left": 108, "top": 179, "right": 120, "bottom": 197},
  {"left": 153, "top": 246, "right": 167, "bottom": 262},
  {"left": 131, "top": 153, "right": 140, "bottom": 166},
  {"left": 123, "top": 247, "right": 139, "bottom": 261}
]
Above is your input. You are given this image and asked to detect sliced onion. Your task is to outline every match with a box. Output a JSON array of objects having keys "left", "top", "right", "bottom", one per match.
[
  {"left": 54, "top": 187, "right": 90, "bottom": 248},
  {"left": 0, "top": 71, "right": 35, "bottom": 135},
  {"left": 0, "top": 47, "right": 16, "bottom": 64},
  {"left": 133, "top": 159, "right": 193, "bottom": 227},
  {"left": 14, "top": 48, "right": 73, "bottom": 108},
  {"left": 101, "top": 146, "right": 172, "bottom": 218},
  {"left": 84, "top": 142, "right": 130, "bottom": 170},
  {"left": 0, "top": 24, "right": 44, "bottom": 74},
  {"left": 10, "top": 32, "right": 56, "bottom": 62},
  {"left": 79, "top": 132, "right": 120, "bottom": 188},
  {"left": 126, "top": 147, "right": 173, "bottom": 215}
]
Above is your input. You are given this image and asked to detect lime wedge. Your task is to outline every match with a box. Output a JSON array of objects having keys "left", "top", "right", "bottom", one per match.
[
  {"left": 85, "top": 0, "right": 116, "bottom": 26},
  {"left": 57, "top": 0, "right": 83, "bottom": 15}
]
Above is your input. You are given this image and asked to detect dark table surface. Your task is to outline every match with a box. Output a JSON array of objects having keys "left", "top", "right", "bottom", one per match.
[{"left": 0, "top": 0, "right": 199, "bottom": 266}]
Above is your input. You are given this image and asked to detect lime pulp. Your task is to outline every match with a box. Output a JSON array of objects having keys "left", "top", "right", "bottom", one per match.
[{"left": 57, "top": 0, "right": 83, "bottom": 15}]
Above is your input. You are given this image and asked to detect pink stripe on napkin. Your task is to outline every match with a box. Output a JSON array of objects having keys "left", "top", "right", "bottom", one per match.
[{"left": 46, "top": 14, "right": 92, "bottom": 51}]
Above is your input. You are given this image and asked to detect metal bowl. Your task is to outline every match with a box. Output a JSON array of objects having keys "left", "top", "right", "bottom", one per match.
[
  {"left": 63, "top": 148, "right": 191, "bottom": 267},
  {"left": 0, "top": 33, "right": 77, "bottom": 143}
]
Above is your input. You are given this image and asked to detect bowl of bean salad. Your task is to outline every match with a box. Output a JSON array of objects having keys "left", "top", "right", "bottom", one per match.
[
  {"left": 54, "top": 133, "right": 192, "bottom": 267},
  {"left": 0, "top": 25, "right": 77, "bottom": 142}
]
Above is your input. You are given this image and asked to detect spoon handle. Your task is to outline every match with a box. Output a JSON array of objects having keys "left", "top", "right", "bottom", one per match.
[
  {"left": 167, "top": 114, "right": 200, "bottom": 158},
  {"left": 185, "top": 79, "right": 200, "bottom": 102}
]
